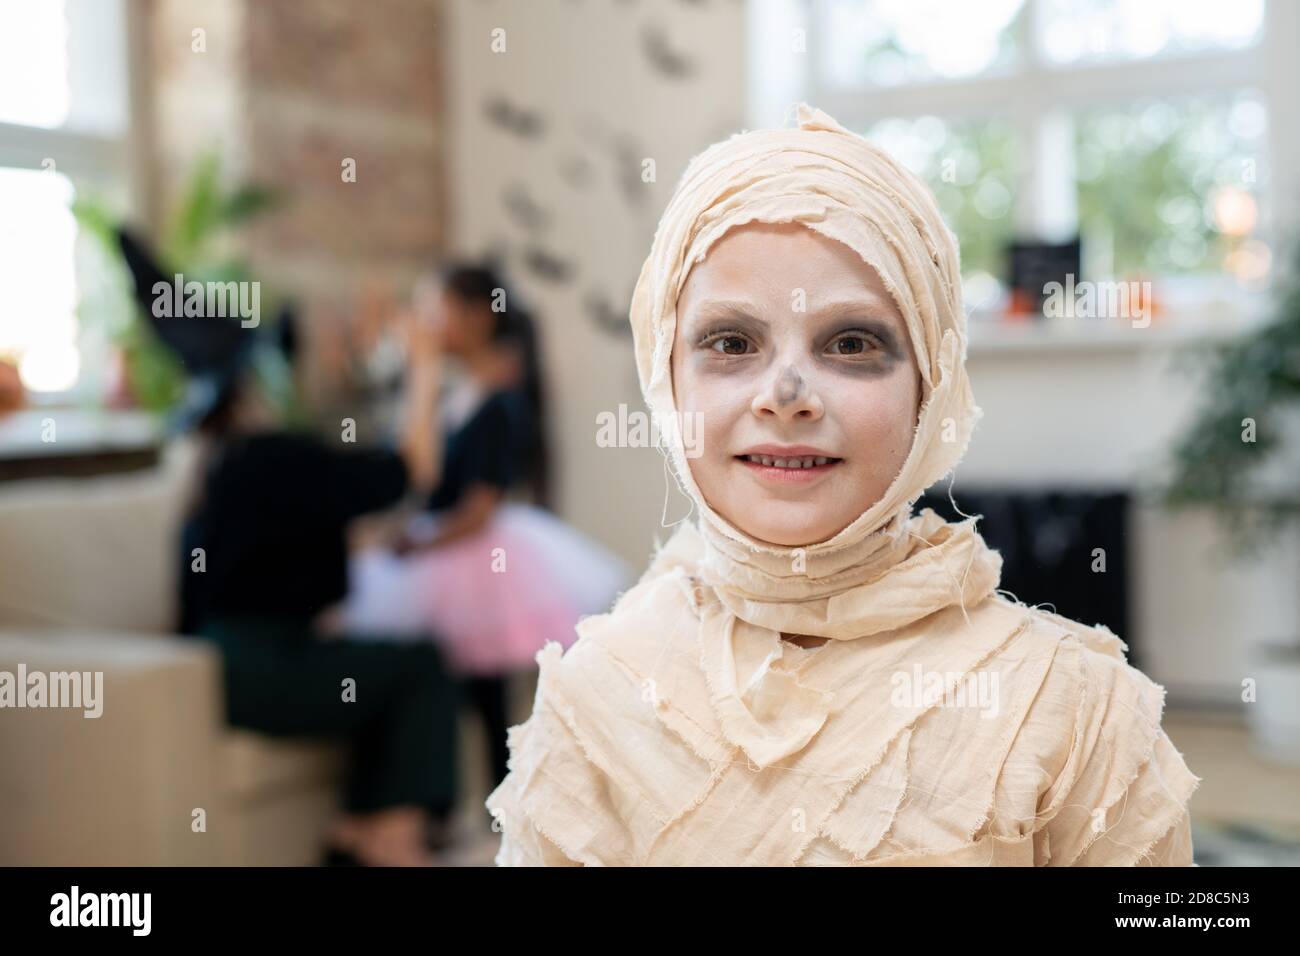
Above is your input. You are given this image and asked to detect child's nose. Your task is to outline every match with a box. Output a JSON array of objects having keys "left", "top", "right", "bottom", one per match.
[{"left": 750, "top": 361, "right": 824, "bottom": 422}]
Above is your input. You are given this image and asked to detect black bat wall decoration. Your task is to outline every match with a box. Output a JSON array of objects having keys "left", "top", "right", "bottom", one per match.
[
  {"left": 641, "top": 23, "right": 695, "bottom": 79},
  {"left": 503, "top": 181, "right": 552, "bottom": 233},
  {"left": 484, "top": 95, "right": 546, "bottom": 139}
]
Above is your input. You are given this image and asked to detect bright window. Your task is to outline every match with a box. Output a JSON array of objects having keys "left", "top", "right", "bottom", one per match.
[
  {"left": 1075, "top": 91, "right": 1268, "bottom": 280},
  {"left": 1037, "top": 0, "right": 1265, "bottom": 66},
  {"left": 0, "top": 0, "right": 131, "bottom": 394},
  {"left": 0, "top": 168, "right": 80, "bottom": 391},
  {"left": 749, "top": 0, "right": 1289, "bottom": 313},
  {"left": 820, "top": 0, "right": 1025, "bottom": 87},
  {"left": 0, "top": 0, "right": 71, "bottom": 128}
]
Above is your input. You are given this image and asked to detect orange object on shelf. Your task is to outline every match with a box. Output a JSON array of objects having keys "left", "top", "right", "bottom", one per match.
[
  {"left": 1126, "top": 274, "right": 1162, "bottom": 325},
  {"left": 0, "top": 360, "right": 26, "bottom": 417},
  {"left": 1005, "top": 288, "right": 1038, "bottom": 322}
]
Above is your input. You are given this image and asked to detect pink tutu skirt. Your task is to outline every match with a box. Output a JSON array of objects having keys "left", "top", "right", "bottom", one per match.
[{"left": 340, "top": 503, "right": 632, "bottom": 676}]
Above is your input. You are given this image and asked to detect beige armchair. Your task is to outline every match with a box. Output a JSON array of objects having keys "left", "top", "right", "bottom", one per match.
[{"left": 0, "top": 437, "right": 350, "bottom": 865}]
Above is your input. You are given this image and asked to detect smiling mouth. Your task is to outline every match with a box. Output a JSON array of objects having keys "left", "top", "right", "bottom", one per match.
[
  {"left": 736, "top": 454, "right": 842, "bottom": 469},
  {"left": 734, "top": 454, "right": 844, "bottom": 482}
]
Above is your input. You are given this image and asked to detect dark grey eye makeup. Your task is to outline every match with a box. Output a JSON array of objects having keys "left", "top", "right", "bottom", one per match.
[
  {"left": 692, "top": 321, "right": 901, "bottom": 363},
  {"left": 682, "top": 298, "right": 910, "bottom": 379}
]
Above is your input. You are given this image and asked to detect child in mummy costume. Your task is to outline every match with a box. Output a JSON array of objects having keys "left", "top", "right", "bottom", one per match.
[{"left": 485, "top": 104, "right": 1200, "bottom": 866}]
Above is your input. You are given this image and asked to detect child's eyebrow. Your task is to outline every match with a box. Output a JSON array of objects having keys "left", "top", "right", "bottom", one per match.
[
  {"left": 686, "top": 299, "right": 765, "bottom": 324},
  {"left": 686, "top": 297, "right": 901, "bottom": 327}
]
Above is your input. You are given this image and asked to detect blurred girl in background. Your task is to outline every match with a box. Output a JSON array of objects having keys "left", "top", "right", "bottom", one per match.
[
  {"left": 341, "top": 260, "right": 631, "bottom": 791},
  {"left": 113, "top": 227, "right": 460, "bottom": 868}
]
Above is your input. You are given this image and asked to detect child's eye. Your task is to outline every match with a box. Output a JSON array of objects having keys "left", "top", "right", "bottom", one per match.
[
  {"left": 701, "top": 331, "right": 753, "bottom": 355},
  {"left": 828, "top": 331, "right": 883, "bottom": 356}
]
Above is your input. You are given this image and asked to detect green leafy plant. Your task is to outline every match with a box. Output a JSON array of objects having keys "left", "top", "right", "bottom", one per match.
[
  {"left": 72, "top": 149, "right": 283, "bottom": 413},
  {"left": 1161, "top": 236, "right": 1300, "bottom": 557}
]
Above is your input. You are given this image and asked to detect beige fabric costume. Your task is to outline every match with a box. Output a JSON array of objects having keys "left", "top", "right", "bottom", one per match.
[{"left": 485, "top": 103, "right": 1200, "bottom": 866}]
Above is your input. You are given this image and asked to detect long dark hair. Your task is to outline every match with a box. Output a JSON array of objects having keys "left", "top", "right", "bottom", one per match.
[{"left": 438, "top": 261, "right": 552, "bottom": 510}]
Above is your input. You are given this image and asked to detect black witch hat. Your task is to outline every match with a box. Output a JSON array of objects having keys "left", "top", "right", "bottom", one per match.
[{"left": 114, "top": 226, "right": 298, "bottom": 431}]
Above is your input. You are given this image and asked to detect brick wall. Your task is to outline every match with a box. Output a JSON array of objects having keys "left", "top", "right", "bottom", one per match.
[{"left": 145, "top": 0, "right": 447, "bottom": 421}]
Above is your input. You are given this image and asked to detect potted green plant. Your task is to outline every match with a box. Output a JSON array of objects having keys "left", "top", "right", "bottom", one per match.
[
  {"left": 1162, "top": 235, "right": 1300, "bottom": 764},
  {"left": 72, "top": 149, "right": 284, "bottom": 414}
]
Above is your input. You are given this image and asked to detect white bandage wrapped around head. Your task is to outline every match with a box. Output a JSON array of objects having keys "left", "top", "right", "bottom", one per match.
[{"left": 629, "top": 102, "right": 981, "bottom": 592}]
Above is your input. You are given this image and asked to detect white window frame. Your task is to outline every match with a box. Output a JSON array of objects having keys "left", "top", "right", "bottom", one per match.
[
  {"left": 0, "top": 0, "right": 141, "bottom": 195},
  {"left": 0, "top": 0, "right": 147, "bottom": 398},
  {"left": 748, "top": 0, "right": 1300, "bottom": 284}
]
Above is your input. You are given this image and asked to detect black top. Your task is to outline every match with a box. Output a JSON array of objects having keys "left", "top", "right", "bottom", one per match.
[
  {"left": 179, "top": 430, "right": 407, "bottom": 632},
  {"left": 426, "top": 388, "right": 530, "bottom": 512}
]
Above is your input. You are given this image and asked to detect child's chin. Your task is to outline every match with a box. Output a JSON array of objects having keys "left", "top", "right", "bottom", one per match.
[{"left": 728, "top": 507, "right": 841, "bottom": 549}]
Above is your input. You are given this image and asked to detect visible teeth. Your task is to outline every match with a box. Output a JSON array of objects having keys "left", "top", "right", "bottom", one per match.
[{"left": 744, "top": 455, "right": 834, "bottom": 469}]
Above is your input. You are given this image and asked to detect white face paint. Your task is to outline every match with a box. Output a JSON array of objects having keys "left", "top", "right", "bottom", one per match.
[{"left": 672, "top": 221, "right": 922, "bottom": 548}]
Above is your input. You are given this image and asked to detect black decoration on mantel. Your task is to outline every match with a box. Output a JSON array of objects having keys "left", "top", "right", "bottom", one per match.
[
  {"left": 641, "top": 24, "right": 695, "bottom": 79},
  {"left": 483, "top": 95, "right": 545, "bottom": 139},
  {"left": 585, "top": 289, "right": 634, "bottom": 337},
  {"left": 502, "top": 182, "right": 551, "bottom": 234},
  {"left": 521, "top": 245, "right": 575, "bottom": 284}
]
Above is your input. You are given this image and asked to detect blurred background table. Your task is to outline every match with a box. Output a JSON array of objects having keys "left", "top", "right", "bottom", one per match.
[{"left": 0, "top": 407, "right": 162, "bottom": 482}]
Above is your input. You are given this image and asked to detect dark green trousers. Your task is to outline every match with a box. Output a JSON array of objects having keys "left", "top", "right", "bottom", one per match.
[{"left": 196, "top": 615, "right": 459, "bottom": 818}]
